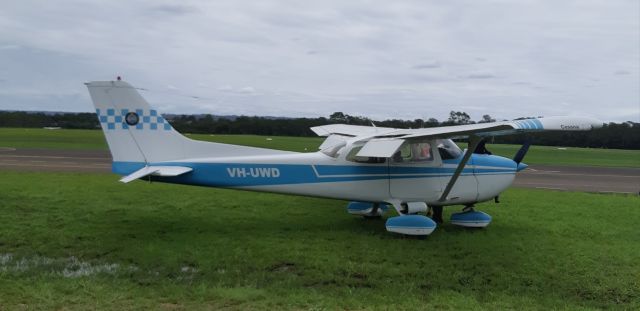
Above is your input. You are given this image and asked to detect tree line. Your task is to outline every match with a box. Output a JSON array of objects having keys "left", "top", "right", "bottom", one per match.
[{"left": 1, "top": 110, "right": 638, "bottom": 149}]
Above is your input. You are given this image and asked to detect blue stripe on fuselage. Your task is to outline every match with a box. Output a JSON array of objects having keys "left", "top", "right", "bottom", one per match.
[
  {"left": 112, "top": 161, "right": 146, "bottom": 175},
  {"left": 112, "top": 154, "right": 517, "bottom": 187}
]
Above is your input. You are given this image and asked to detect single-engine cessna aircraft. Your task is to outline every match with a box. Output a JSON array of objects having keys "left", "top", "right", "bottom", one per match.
[{"left": 87, "top": 80, "right": 602, "bottom": 236}]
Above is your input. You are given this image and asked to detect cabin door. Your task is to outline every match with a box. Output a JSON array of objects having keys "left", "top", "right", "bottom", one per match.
[{"left": 389, "top": 140, "right": 444, "bottom": 201}]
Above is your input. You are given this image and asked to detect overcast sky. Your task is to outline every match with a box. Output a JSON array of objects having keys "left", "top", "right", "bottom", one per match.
[{"left": 0, "top": 0, "right": 638, "bottom": 122}]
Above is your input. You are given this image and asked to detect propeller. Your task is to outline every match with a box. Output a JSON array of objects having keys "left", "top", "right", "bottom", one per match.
[
  {"left": 473, "top": 139, "right": 492, "bottom": 155},
  {"left": 513, "top": 139, "right": 532, "bottom": 164}
]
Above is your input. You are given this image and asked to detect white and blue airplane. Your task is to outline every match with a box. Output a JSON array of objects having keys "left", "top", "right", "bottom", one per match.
[{"left": 86, "top": 80, "right": 602, "bottom": 236}]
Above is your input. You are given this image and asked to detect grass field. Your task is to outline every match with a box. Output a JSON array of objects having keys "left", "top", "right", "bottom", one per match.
[
  {"left": 1, "top": 127, "right": 639, "bottom": 167},
  {"left": 0, "top": 171, "right": 639, "bottom": 309},
  {"left": 0, "top": 128, "right": 323, "bottom": 153}
]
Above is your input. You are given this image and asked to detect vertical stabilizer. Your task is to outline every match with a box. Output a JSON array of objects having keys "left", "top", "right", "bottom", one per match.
[
  {"left": 86, "top": 80, "right": 292, "bottom": 173},
  {"left": 86, "top": 80, "right": 191, "bottom": 163}
]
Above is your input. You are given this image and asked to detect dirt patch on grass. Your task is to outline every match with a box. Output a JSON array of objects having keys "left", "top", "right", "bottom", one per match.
[{"left": 267, "top": 262, "right": 296, "bottom": 273}]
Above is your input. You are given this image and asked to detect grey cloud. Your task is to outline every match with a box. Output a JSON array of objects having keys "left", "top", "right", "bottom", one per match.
[
  {"left": 0, "top": 44, "right": 20, "bottom": 50},
  {"left": 0, "top": 0, "right": 637, "bottom": 122},
  {"left": 465, "top": 73, "right": 496, "bottom": 79},
  {"left": 412, "top": 62, "right": 442, "bottom": 70},
  {"left": 149, "top": 5, "right": 196, "bottom": 16},
  {"left": 239, "top": 86, "right": 256, "bottom": 94}
]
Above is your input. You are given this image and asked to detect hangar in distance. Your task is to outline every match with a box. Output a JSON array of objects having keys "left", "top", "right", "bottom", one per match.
[{"left": 86, "top": 80, "right": 602, "bottom": 237}]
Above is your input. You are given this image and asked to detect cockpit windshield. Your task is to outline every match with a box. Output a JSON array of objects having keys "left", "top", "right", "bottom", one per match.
[{"left": 436, "top": 139, "right": 462, "bottom": 160}]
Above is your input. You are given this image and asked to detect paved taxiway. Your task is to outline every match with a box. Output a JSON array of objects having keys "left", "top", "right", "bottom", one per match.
[{"left": 1, "top": 148, "right": 638, "bottom": 195}]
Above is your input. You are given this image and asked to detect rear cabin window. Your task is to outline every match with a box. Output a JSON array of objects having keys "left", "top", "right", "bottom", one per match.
[
  {"left": 392, "top": 142, "right": 433, "bottom": 163},
  {"left": 346, "top": 146, "right": 386, "bottom": 164}
]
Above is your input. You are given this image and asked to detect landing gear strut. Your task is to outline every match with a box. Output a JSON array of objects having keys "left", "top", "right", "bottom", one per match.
[
  {"left": 462, "top": 204, "right": 475, "bottom": 213},
  {"left": 430, "top": 206, "right": 444, "bottom": 224},
  {"left": 346, "top": 201, "right": 387, "bottom": 218},
  {"left": 363, "top": 203, "right": 382, "bottom": 219}
]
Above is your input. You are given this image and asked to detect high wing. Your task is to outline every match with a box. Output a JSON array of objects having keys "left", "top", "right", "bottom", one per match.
[
  {"left": 385, "top": 116, "right": 601, "bottom": 139},
  {"left": 313, "top": 116, "right": 603, "bottom": 157},
  {"left": 312, "top": 116, "right": 602, "bottom": 203}
]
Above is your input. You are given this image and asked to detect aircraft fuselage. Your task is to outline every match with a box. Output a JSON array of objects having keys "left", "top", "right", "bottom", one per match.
[{"left": 113, "top": 151, "right": 517, "bottom": 206}]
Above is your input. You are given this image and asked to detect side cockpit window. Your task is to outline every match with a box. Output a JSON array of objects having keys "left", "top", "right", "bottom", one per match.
[
  {"left": 392, "top": 142, "right": 433, "bottom": 163},
  {"left": 436, "top": 139, "right": 462, "bottom": 160}
]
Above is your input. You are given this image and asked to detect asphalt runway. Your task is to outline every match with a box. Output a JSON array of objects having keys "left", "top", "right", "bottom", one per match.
[
  {"left": 1, "top": 148, "right": 638, "bottom": 195},
  {"left": 0, "top": 148, "right": 111, "bottom": 173}
]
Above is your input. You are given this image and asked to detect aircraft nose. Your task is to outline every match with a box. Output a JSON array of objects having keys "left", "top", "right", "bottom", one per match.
[{"left": 517, "top": 162, "right": 528, "bottom": 172}]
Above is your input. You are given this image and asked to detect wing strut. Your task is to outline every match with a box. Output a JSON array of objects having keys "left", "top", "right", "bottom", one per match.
[{"left": 438, "top": 135, "right": 483, "bottom": 202}]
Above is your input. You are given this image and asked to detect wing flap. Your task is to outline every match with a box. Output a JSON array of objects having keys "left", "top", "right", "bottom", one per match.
[
  {"left": 311, "top": 124, "right": 397, "bottom": 137},
  {"left": 119, "top": 166, "right": 193, "bottom": 183},
  {"left": 318, "top": 134, "right": 350, "bottom": 150}
]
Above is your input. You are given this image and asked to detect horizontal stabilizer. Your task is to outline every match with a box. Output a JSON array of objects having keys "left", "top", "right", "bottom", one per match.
[{"left": 119, "top": 166, "right": 193, "bottom": 183}]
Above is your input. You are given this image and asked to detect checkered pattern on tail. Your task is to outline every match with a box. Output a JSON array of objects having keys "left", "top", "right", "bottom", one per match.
[{"left": 96, "top": 108, "right": 172, "bottom": 131}]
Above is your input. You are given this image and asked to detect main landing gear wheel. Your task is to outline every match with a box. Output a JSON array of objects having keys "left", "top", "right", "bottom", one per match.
[{"left": 451, "top": 205, "right": 492, "bottom": 228}]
